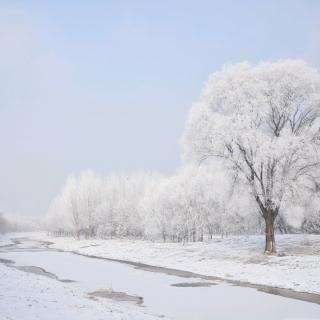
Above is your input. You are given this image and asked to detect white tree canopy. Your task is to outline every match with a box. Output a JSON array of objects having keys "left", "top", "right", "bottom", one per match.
[
  {"left": 44, "top": 60, "right": 320, "bottom": 248},
  {"left": 183, "top": 60, "right": 320, "bottom": 209},
  {"left": 182, "top": 60, "right": 320, "bottom": 252}
]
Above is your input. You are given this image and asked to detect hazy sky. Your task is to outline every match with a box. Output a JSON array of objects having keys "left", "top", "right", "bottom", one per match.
[{"left": 1, "top": 0, "right": 320, "bottom": 216}]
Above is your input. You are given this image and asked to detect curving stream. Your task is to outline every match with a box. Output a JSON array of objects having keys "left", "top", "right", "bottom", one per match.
[{"left": 1, "top": 238, "right": 320, "bottom": 320}]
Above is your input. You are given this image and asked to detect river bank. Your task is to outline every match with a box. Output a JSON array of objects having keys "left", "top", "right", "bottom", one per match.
[
  {"left": 25, "top": 232, "right": 320, "bottom": 296},
  {"left": 1, "top": 235, "right": 320, "bottom": 320}
]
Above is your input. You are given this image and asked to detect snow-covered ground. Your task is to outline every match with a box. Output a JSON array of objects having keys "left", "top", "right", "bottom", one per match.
[
  {"left": 0, "top": 235, "right": 164, "bottom": 320},
  {"left": 0, "top": 262, "right": 164, "bottom": 320},
  {"left": 1, "top": 233, "right": 320, "bottom": 320},
  {"left": 0, "top": 264, "right": 160, "bottom": 320},
  {"left": 28, "top": 233, "right": 320, "bottom": 295}
]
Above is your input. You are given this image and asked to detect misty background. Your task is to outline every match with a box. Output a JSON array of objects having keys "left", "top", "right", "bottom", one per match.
[{"left": 1, "top": 0, "right": 320, "bottom": 216}]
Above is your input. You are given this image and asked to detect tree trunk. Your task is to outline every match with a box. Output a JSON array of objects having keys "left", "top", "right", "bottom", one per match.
[
  {"left": 162, "top": 230, "right": 166, "bottom": 242},
  {"left": 192, "top": 229, "right": 196, "bottom": 242},
  {"left": 264, "top": 212, "right": 276, "bottom": 254},
  {"left": 255, "top": 196, "right": 278, "bottom": 254},
  {"left": 277, "top": 214, "right": 289, "bottom": 234}
]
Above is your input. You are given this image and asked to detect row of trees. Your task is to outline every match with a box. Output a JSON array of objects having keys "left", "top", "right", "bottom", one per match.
[
  {"left": 45, "top": 165, "right": 319, "bottom": 242},
  {"left": 0, "top": 212, "right": 40, "bottom": 234},
  {"left": 45, "top": 168, "right": 261, "bottom": 241},
  {"left": 46, "top": 60, "right": 320, "bottom": 253}
]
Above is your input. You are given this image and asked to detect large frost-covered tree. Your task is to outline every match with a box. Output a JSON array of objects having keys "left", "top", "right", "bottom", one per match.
[{"left": 183, "top": 60, "right": 320, "bottom": 253}]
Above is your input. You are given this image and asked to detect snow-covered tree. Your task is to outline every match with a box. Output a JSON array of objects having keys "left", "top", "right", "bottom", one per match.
[
  {"left": 46, "top": 166, "right": 264, "bottom": 241},
  {"left": 45, "top": 171, "right": 163, "bottom": 239},
  {"left": 0, "top": 213, "right": 40, "bottom": 233},
  {"left": 183, "top": 60, "right": 320, "bottom": 253},
  {"left": 140, "top": 165, "right": 259, "bottom": 241},
  {"left": 300, "top": 178, "right": 320, "bottom": 233},
  {"left": 0, "top": 213, "right": 8, "bottom": 234}
]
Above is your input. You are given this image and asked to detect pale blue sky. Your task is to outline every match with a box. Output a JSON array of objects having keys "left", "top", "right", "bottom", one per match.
[{"left": 1, "top": 0, "right": 320, "bottom": 215}]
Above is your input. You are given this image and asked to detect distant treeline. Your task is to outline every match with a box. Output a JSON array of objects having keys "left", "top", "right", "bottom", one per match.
[{"left": 45, "top": 168, "right": 320, "bottom": 241}]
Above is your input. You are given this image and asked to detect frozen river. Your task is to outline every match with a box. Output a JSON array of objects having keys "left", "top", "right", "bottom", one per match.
[{"left": 1, "top": 238, "right": 320, "bottom": 320}]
